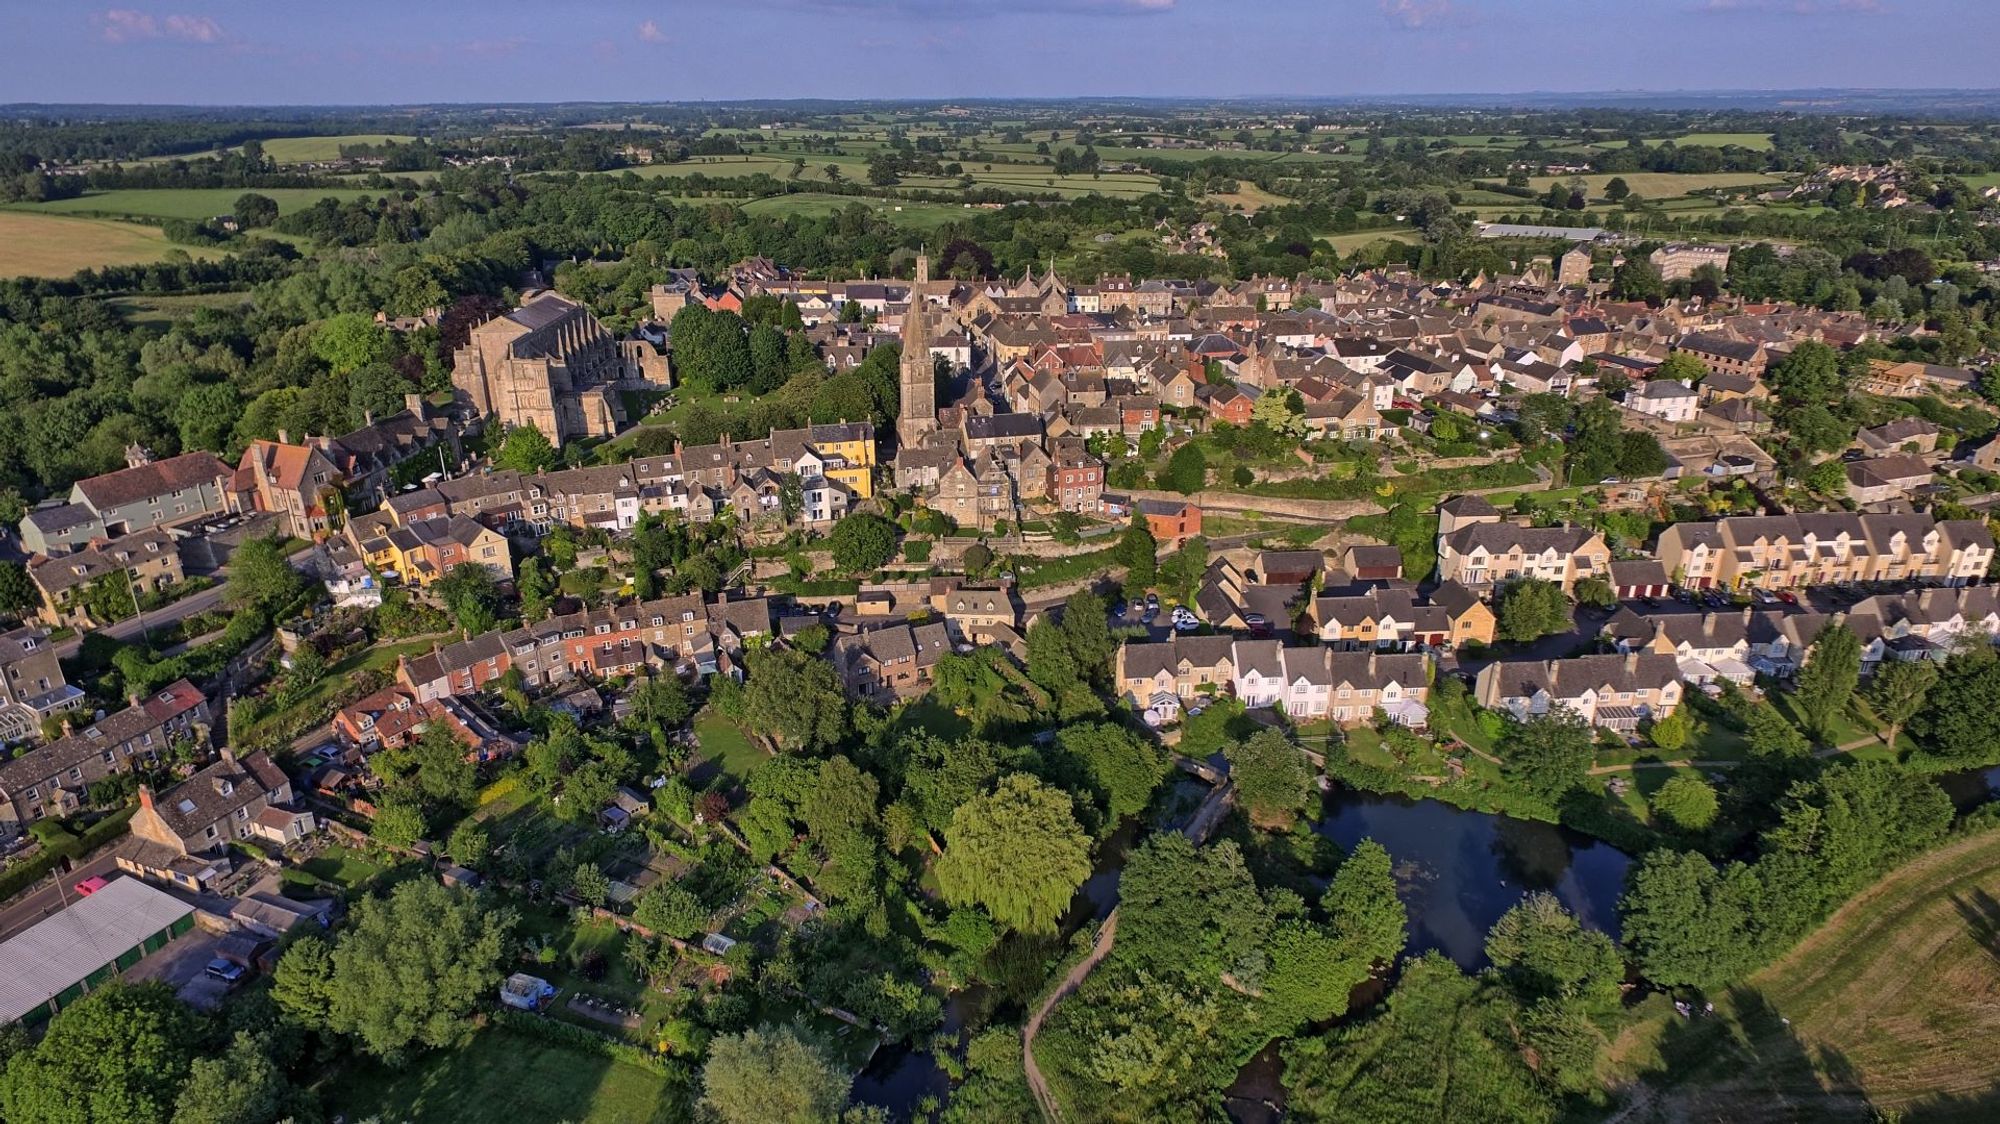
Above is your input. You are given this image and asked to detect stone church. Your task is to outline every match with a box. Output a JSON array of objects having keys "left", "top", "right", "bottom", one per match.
[{"left": 452, "top": 293, "right": 670, "bottom": 446}]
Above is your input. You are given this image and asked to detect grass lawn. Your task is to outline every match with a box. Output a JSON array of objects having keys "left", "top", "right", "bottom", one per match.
[
  {"left": 1604, "top": 826, "right": 2000, "bottom": 1121},
  {"left": 1322, "top": 229, "right": 1416, "bottom": 254},
  {"left": 298, "top": 843, "right": 393, "bottom": 892},
  {"left": 111, "top": 290, "right": 255, "bottom": 326},
  {"left": 327, "top": 1024, "right": 686, "bottom": 1124},
  {"left": 10, "top": 187, "right": 372, "bottom": 222},
  {"left": 0, "top": 211, "right": 214, "bottom": 278},
  {"left": 261, "top": 133, "right": 417, "bottom": 162},
  {"left": 689, "top": 713, "right": 765, "bottom": 787}
]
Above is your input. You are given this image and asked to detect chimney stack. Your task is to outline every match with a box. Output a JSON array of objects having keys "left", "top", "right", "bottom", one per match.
[{"left": 137, "top": 783, "right": 154, "bottom": 811}]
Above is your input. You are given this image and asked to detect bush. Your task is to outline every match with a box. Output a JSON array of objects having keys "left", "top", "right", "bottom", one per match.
[{"left": 902, "top": 540, "right": 932, "bottom": 564}]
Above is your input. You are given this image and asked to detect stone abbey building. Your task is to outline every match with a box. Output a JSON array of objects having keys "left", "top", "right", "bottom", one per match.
[{"left": 452, "top": 293, "right": 669, "bottom": 445}]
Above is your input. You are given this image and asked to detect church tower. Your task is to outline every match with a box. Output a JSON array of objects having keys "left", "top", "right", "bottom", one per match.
[{"left": 897, "top": 252, "right": 938, "bottom": 448}]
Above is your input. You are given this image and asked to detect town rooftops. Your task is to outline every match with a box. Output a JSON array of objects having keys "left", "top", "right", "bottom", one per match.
[{"left": 73, "top": 452, "right": 231, "bottom": 512}]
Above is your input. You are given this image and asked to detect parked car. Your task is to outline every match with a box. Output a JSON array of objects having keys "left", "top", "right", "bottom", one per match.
[
  {"left": 1777, "top": 590, "right": 1799, "bottom": 605},
  {"left": 71, "top": 876, "right": 109, "bottom": 897},
  {"left": 203, "top": 959, "right": 246, "bottom": 985}
]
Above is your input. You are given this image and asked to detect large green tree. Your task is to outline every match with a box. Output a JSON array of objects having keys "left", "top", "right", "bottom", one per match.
[
  {"left": 1484, "top": 893, "right": 1622, "bottom": 1009},
  {"left": 0, "top": 983, "right": 199, "bottom": 1124},
  {"left": 741, "top": 646, "right": 849, "bottom": 752},
  {"left": 828, "top": 511, "right": 898, "bottom": 572},
  {"left": 1495, "top": 578, "right": 1570, "bottom": 643},
  {"left": 318, "top": 880, "right": 514, "bottom": 1059},
  {"left": 1224, "top": 728, "right": 1313, "bottom": 827},
  {"left": 1503, "top": 712, "right": 1595, "bottom": 801},
  {"left": 171, "top": 1031, "right": 292, "bottom": 1124},
  {"left": 226, "top": 536, "right": 308, "bottom": 616},
  {"left": 1911, "top": 647, "right": 2000, "bottom": 760},
  {"left": 936, "top": 773, "right": 1092, "bottom": 935},
  {"left": 1794, "top": 622, "right": 1861, "bottom": 743},
  {"left": 699, "top": 1024, "right": 850, "bottom": 1124}
]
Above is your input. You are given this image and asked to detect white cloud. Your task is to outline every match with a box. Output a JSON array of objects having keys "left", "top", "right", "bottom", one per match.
[
  {"left": 639, "top": 19, "right": 670, "bottom": 43},
  {"left": 93, "top": 8, "right": 224, "bottom": 43},
  {"left": 1381, "top": 0, "right": 1455, "bottom": 28}
]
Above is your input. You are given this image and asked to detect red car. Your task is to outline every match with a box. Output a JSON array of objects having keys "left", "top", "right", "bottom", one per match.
[{"left": 72, "top": 876, "right": 109, "bottom": 897}]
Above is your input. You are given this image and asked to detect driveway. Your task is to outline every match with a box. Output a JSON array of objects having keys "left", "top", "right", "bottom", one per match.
[{"left": 125, "top": 928, "right": 235, "bottom": 1011}]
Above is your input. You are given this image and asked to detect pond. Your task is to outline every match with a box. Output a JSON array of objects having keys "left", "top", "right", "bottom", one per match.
[
  {"left": 1313, "top": 786, "right": 1636, "bottom": 970},
  {"left": 1936, "top": 764, "right": 2000, "bottom": 812}
]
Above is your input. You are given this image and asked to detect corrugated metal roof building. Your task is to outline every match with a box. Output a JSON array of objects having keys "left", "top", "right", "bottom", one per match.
[{"left": 0, "top": 876, "right": 194, "bottom": 1025}]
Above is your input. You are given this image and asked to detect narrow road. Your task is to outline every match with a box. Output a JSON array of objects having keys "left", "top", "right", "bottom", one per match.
[
  {"left": 52, "top": 544, "right": 317, "bottom": 659},
  {"left": 1021, "top": 777, "right": 1235, "bottom": 1121},
  {"left": 0, "top": 846, "right": 124, "bottom": 942}
]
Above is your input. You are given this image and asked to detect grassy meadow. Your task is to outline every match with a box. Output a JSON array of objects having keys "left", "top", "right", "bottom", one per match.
[{"left": 0, "top": 212, "right": 209, "bottom": 278}]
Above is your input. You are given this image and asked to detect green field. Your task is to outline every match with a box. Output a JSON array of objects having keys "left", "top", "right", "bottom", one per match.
[
  {"left": 733, "top": 193, "right": 974, "bottom": 227},
  {"left": 1607, "top": 826, "right": 2000, "bottom": 1121},
  {"left": 1526, "top": 172, "right": 1786, "bottom": 199},
  {"left": 261, "top": 133, "right": 417, "bottom": 162},
  {"left": 328, "top": 1025, "right": 684, "bottom": 1124},
  {"left": 111, "top": 290, "right": 255, "bottom": 326},
  {"left": 1675, "top": 132, "right": 1777, "bottom": 150},
  {"left": 624, "top": 151, "right": 1165, "bottom": 200},
  {"left": 11, "top": 187, "right": 371, "bottom": 222},
  {"left": 0, "top": 211, "right": 213, "bottom": 278}
]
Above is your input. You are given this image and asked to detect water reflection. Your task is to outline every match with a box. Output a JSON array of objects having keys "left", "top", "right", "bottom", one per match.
[{"left": 1314, "top": 787, "right": 1634, "bottom": 969}]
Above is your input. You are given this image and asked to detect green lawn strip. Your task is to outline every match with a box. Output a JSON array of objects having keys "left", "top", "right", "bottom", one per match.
[{"left": 325, "top": 1023, "right": 684, "bottom": 1124}]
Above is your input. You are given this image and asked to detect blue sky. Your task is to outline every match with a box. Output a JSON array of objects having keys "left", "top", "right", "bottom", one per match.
[{"left": 5, "top": 1, "right": 1995, "bottom": 105}]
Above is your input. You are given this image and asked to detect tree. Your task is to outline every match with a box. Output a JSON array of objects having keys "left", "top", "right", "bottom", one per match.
[
  {"left": 1564, "top": 397, "right": 1624, "bottom": 484},
  {"left": 493, "top": 425, "right": 559, "bottom": 473},
  {"left": 434, "top": 562, "right": 502, "bottom": 636},
  {"left": 1767, "top": 340, "right": 1844, "bottom": 406},
  {"left": 1504, "top": 712, "right": 1595, "bottom": 801},
  {"left": 1053, "top": 722, "right": 1170, "bottom": 822},
  {"left": 1911, "top": 648, "right": 2000, "bottom": 760},
  {"left": 226, "top": 536, "right": 308, "bottom": 616},
  {"left": 829, "top": 511, "right": 898, "bottom": 573},
  {"left": 171, "top": 1031, "right": 290, "bottom": 1124},
  {"left": 1616, "top": 430, "right": 1669, "bottom": 478},
  {"left": 1225, "top": 728, "right": 1313, "bottom": 827},
  {"left": 1116, "top": 833, "right": 1273, "bottom": 984},
  {"left": 1647, "top": 707, "right": 1692, "bottom": 752},
  {"left": 1496, "top": 578, "right": 1570, "bottom": 643},
  {"left": 1654, "top": 351, "right": 1707, "bottom": 384},
  {"left": 1572, "top": 577, "right": 1615, "bottom": 610},
  {"left": 371, "top": 797, "right": 426, "bottom": 848},
  {"left": 233, "top": 191, "right": 279, "bottom": 229},
  {"left": 1157, "top": 442, "right": 1208, "bottom": 494},
  {"left": 1118, "top": 516, "right": 1157, "bottom": 589},
  {"left": 0, "top": 561, "right": 38, "bottom": 617},
  {"left": 1651, "top": 773, "right": 1719, "bottom": 831},
  {"left": 1805, "top": 457, "right": 1849, "bottom": 495},
  {"left": 270, "top": 934, "right": 337, "bottom": 1027},
  {"left": 0, "top": 982, "right": 199, "bottom": 1124},
  {"left": 323, "top": 879, "right": 514, "bottom": 1059},
  {"left": 1484, "top": 892, "right": 1622, "bottom": 1008},
  {"left": 1251, "top": 386, "right": 1308, "bottom": 437},
  {"left": 1745, "top": 704, "right": 1810, "bottom": 758},
  {"left": 312, "top": 312, "right": 391, "bottom": 373},
  {"left": 1865, "top": 657, "right": 1937, "bottom": 747},
  {"left": 632, "top": 673, "right": 694, "bottom": 729},
  {"left": 699, "top": 1024, "right": 851, "bottom": 1124},
  {"left": 445, "top": 820, "right": 491, "bottom": 866},
  {"left": 936, "top": 773, "right": 1091, "bottom": 935},
  {"left": 1603, "top": 176, "right": 1630, "bottom": 202},
  {"left": 1794, "top": 622, "right": 1861, "bottom": 743},
  {"left": 1323, "top": 839, "right": 1408, "bottom": 968},
  {"left": 1618, "top": 849, "right": 1761, "bottom": 990},
  {"left": 634, "top": 880, "right": 709, "bottom": 940},
  {"left": 1612, "top": 257, "right": 1664, "bottom": 304},
  {"left": 742, "top": 647, "right": 848, "bottom": 752}
]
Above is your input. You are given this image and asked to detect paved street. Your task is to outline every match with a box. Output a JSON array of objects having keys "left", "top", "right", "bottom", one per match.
[
  {"left": 0, "top": 846, "right": 125, "bottom": 943},
  {"left": 52, "top": 545, "right": 317, "bottom": 659}
]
